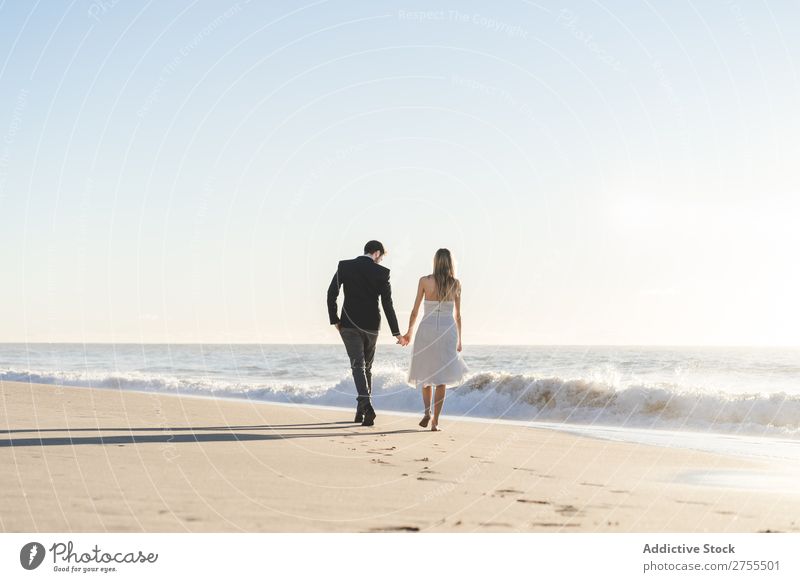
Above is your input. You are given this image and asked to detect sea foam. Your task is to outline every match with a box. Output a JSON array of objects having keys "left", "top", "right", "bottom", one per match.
[{"left": 2, "top": 368, "right": 799, "bottom": 439}]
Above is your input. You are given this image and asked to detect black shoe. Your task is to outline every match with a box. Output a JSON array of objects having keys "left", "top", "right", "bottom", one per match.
[
  {"left": 361, "top": 406, "right": 376, "bottom": 427},
  {"left": 354, "top": 400, "right": 367, "bottom": 423}
]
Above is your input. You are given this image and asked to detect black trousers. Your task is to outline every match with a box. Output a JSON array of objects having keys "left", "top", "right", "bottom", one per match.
[{"left": 339, "top": 327, "right": 378, "bottom": 409}]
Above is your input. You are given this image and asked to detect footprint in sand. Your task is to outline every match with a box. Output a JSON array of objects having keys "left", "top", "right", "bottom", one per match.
[
  {"left": 531, "top": 522, "right": 580, "bottom": 528},
  {"left": 369, "top": 525, "right": 420, "bottom": 532},
  {"left": 370, "top": 458, "right": 393, "bottom": 465},
  {"left": 495, "top": 488, "right": 524, "bottom": 496},
  {"left": 414, "top": 457, "right": 430, "bottom": 462},
  {"left": 580, "top": 482, "right": 605, "bottom": 487},
  {"left": 517, "top": 499, "right": 549, "bottom": 505},
  {"left": 416, "top": 476, "right": 454, "bottom": 483},
  {"left": 555, "top": 504, "right": 583, "bottom": 515}
]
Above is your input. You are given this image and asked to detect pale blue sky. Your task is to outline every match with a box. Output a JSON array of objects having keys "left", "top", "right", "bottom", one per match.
[{"left": 1, "top": 1, "right": 798, "bottom": 345}]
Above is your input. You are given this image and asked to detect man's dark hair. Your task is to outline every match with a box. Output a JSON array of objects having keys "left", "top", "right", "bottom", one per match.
[{"left": 364, "top": 240, "right": 386, "bottom": 256}]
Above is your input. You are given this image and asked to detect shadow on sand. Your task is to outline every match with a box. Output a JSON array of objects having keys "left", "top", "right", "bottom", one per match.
[{"left": 0, "top": 421, "right": 421, "bottom": 447}]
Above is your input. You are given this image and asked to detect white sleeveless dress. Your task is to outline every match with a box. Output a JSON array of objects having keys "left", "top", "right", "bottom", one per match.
[{"left": 407, "top": 299, "right": 469, "bottom": 388}]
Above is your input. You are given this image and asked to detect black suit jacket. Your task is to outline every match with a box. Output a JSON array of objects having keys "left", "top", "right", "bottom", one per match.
[{"left": 327, "top": 255, "right": 401, "bottom": 336}]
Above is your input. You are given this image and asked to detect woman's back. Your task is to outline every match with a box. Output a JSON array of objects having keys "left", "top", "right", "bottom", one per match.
[{"left": 420, "top": 274, "right": 460, "bottom": 302}]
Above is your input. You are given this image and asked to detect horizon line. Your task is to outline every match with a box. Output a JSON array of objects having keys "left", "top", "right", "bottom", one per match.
[{"left": 0, "top": 342, "right": 798, "bottom": 349}]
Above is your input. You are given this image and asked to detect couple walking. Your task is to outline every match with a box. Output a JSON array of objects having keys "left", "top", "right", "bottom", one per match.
[{"left": 327, "top": 240, "right": 469, "bottom": 431}]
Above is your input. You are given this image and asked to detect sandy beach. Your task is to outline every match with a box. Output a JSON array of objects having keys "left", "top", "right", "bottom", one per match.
[{"left": 1, "top": 380, "right": 798, "bottom": 533}]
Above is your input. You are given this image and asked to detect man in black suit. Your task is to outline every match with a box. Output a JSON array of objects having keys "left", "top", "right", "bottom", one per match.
[{"left": 327, "top": 240, "right": 408, "bottom": 426}]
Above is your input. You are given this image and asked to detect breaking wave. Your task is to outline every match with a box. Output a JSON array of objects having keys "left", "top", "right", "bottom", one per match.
[{"left": 2, "top": 368, "right": 799, "bottom": 438}]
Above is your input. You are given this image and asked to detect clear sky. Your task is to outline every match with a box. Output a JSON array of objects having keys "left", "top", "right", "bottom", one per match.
[{"left": 1, "top": 1, "right": 798, "bottom": 345}]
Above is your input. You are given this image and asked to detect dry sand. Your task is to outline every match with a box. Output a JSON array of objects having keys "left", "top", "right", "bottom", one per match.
[{"left": 1, "top": 380, "right": 798, "bottom": 532}]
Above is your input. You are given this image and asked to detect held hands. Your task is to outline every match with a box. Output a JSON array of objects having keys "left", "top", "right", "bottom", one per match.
[{"left": 396, "top": 334, "right": 409, "bottom": 347}]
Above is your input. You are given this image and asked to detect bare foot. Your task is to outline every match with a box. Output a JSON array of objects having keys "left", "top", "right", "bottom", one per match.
[
  {"left": 419, "top": 409, "right": 431, "bottom": 428},
  {"left": 431, "top": 424, "right": 441, "bottom": 432}
]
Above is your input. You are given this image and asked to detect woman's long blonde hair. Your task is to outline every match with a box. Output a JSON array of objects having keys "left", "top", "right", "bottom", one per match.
[{"left": 433, "top": 248, "right": 459, "bottom": 302}]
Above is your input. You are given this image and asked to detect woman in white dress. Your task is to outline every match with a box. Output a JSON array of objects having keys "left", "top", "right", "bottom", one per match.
[{"left": 402, "top": 248, "right": 469, "bottom": 431}]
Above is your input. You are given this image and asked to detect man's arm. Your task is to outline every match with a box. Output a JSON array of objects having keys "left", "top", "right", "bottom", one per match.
[
  {"left": 327, "top": 265, "right": 342, "bottom": 326},
  {"left": 379, "top": 271, "right": 401, "bottom": 337}
]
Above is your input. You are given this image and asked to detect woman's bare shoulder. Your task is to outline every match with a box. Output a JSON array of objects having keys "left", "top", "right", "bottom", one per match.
[{"left": 419, "top": 275, "right": 434, "bottom": 299}]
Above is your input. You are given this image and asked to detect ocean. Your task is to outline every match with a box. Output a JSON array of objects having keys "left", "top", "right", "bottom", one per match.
[
  {"left": 0, "top": 338, "right": 800, "bottom": 439},
  {"left": 2, "top": 343, "right": 799, "bottom": 466}
]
